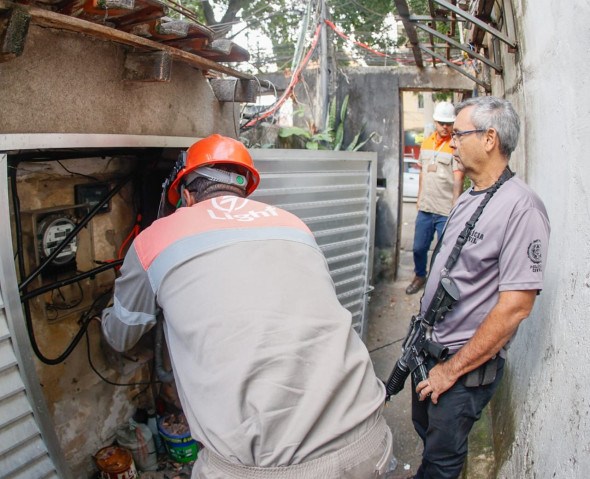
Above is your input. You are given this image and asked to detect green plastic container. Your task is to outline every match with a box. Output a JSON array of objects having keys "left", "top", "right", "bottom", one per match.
[{"left": 158, "top": 417, "right": 199, "bottom": 463}]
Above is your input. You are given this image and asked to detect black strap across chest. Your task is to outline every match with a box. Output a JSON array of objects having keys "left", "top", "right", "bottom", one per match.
[{"left": 435, "top": 167, "right": 515, "bottom": 276}]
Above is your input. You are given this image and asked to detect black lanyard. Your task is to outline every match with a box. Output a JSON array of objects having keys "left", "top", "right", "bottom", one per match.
[{"left": 430, "top": 167, "right": 514, "bottom": 277}]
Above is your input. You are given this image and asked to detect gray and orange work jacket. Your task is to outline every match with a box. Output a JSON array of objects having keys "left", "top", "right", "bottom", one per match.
[{"left": 102, "top": 195, "right": 386, "bottom": 470}]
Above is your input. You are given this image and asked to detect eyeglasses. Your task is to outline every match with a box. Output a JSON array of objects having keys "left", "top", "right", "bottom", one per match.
[
  {"left": 437, "top": 122, "right": 453, "bottom": 127},
  {"left": 451, "top": 129, "right": 485, "bottom": 141}
]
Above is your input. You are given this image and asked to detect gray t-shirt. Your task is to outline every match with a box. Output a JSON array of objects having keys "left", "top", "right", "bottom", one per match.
[{"left": 420, "top": 175, "right": 550, "bottom": 356}]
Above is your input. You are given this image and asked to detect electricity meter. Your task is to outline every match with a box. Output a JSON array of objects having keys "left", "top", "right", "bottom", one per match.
[{"left": 37, "top": 214, "right": 78, "bottom": 266}]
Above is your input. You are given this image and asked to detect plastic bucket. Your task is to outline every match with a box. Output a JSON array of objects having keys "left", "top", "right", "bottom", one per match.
[
  {"left": 158, "top": 416, "right": 199, "bottom": 463},
  {"left": 94, "top": 446, "right": 138, "bottom": 479}
]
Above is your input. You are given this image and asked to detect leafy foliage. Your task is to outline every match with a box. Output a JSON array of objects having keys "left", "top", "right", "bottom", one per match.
[
  {"left": 174, "top": 0, "right": 459, "bottom": 70},
  {"left": 173, "top": 0, "right": 406, "bottom": 70},
  {"left": 278, "top": 95, "right": 375, "bottom": 151},
  {"left": 330, "top": 0, "right": 395, "bottom": 55}
]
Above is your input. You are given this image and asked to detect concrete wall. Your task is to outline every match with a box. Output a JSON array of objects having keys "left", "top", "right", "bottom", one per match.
[
  {"left": 490, "top": 1, "right": 590, "bottom": 477},
  {"left": 336, "top": 67, "right": 473, "bottom": 281},
  {"left": 0, "top": 26, "right": 236, "bottom": 136}
]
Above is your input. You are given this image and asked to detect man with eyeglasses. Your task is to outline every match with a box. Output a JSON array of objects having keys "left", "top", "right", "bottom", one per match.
[
  {"left": 406, "top": 102, "right": 465, "bottom": 295},
  {"left": 410, "top": 97, "right": 550, "bottom": 478}
]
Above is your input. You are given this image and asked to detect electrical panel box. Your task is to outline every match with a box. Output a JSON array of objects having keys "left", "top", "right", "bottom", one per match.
[{"left": 75, "top": 183, "right": 111, "bottom": 214}]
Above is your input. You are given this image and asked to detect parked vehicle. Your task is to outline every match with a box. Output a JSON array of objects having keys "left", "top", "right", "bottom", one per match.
[{"left": 403, "top": 155, "right": 420, "bottom": 200}]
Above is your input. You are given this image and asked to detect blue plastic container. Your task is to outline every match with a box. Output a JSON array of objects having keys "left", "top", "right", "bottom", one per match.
[{"left": 157, "top": 416, "right": 199, "bottom": 463}]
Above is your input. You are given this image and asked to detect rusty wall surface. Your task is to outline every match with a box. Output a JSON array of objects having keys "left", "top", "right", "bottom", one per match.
[
  {"left": 13, "top": 157, "right": 154, "bottom": 477},
  {"left": 0, "top": 26, "right": 237, "bottom": 137}
]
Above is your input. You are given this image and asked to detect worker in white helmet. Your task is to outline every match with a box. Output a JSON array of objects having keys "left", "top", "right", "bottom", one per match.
[{"left": 406, "top": 102, "right": 465, "bottom": 295}]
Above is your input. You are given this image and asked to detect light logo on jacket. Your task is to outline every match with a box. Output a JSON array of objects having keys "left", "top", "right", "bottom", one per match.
[{"left": 207, "top": 196, "right": 278, "bottom": 222}]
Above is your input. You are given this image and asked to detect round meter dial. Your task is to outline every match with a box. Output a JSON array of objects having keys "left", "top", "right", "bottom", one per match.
[{"left": 38, "top": 215, "right": 78, "bottom": 265}]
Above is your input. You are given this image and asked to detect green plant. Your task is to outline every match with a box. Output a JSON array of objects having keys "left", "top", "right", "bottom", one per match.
[{"left": 278, "top": 95, "right": 375, "bottom": 151}]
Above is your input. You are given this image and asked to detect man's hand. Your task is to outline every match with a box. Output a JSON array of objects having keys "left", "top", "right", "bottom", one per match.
[
  {"left": 415, "top": 290, "right": 537, "bottom": 405},
  {"left": 415, "top": 362, "right": 458, "bottom": 405}
]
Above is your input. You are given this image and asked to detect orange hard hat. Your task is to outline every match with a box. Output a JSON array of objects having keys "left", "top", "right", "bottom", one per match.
[{"left": 167, "top": 134, "right": 260, "bottom": 206}]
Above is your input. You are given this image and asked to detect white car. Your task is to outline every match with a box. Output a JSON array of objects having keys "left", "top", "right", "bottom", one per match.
[{"left": 403, "top": 155, "right": 421, "bottom": 200}]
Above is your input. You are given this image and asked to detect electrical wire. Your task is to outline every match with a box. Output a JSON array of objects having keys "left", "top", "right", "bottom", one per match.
[
  {"left": 241, "top": 22, "right": 323, "bottom": 130},
  {"left": 45, "top": 282, "right": 85, "bottom": 321},
  {"left": 333, "top": 0, "right": 390, "bottom": 19},
  {"left": 56, "top": 160, "right": 100, "bottom": 182},
  {"left": 117, "top": 214, "right": 142, "bottom": 260},
  {"left": 325, "top": 19, "right": 415, "bottom": 64},
  {"left": 86, "top": 317, "right": 160, "bottom": 387}
]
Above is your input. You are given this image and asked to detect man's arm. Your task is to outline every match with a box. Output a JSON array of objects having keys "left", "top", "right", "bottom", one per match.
[
  {"left": 101, "top": 243, "right": 158, "bottom": 352},
  {"left": 416, "top": 289, "right": 537, "bottom": 404},
  {"left": 417, "top": 167, "right": 424, "bottom": 210}
]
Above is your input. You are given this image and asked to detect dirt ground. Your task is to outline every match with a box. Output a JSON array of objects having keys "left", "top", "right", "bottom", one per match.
[{"left": 367, "top": 200, "right": 424, "bottom": 479}]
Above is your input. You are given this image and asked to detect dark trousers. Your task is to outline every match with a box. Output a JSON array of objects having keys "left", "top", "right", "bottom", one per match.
[
  {"left": 411, "top": 357, "right": 505, "bottom": 479},
  {"left": 413, "top": 211, "right": 447, "bottom": 277}
]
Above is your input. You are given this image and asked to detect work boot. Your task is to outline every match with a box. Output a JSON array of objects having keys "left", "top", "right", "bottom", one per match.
[{"left": 405, "top": 276, "right": 426, "bottom": 295}]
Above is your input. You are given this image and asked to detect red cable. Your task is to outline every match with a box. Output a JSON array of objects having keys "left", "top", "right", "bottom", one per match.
[
  {"left": 325, "top": 19, "right": 413, "bottom": 64},
  {"left": 245, "top": 20, "right": 415, "bottom": 130},
  {"left": 243, "top": 23, "right": 323, "bottom": 129},
  {"left": 118, "top": 214, "right": 142, "bottom": 260}
]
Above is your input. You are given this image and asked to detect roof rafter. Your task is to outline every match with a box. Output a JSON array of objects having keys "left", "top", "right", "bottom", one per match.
[
  {"left": 433, "top": 0, "right": 517, "bottom": 49},
  {"left": 418, "top": 44, "right": 490, "bottom": 91},
  {"left": 394, "top": 0, "right": 424, "bottom": 68},
  {"left": 414, "top": 22, "right": 502, "bottom": 72}
]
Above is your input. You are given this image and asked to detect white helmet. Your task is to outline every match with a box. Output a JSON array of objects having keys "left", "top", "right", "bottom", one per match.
[{"left": 433, "top": 102, "right": 456, "bottom": 123}]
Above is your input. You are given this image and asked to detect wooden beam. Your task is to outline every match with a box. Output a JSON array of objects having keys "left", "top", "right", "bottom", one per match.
[
  {"left": 394, "top": 0, "right": 424, "bottom": 68},
  {"left": 414, "top": 22, "right": 502, "bottom": 72},
  {"left": 0, "top": 0, "right": 254, "bottom": 79},
  {"left": 427, "top": 0, "right": 437, "bottom": 66},
  {"left": 398, "top": 15, "right": 465, "bottom": 22}
]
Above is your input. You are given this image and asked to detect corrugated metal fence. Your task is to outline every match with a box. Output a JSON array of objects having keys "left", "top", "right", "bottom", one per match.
[
  {"left": 251, "top": 149, "right": 377, "bottom": 338},
  {"left": 0, "top": 153, "right": 62, "bottom": 479}
]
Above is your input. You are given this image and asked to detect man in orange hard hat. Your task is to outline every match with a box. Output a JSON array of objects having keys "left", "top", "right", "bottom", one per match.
[{"left": 102, "top": 134, "right": 394, "bottom": 478}]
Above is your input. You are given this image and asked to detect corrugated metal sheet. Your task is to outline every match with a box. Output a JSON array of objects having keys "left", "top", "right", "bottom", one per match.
[
  {"left": 250, "top": 150, "right": 377, "bottom": 338},
  {"left": 0, "top": 292, "right": 59, "bottom": 479},
  {"left": 0, "top": 152, "right": 65, "bottom": 479}
]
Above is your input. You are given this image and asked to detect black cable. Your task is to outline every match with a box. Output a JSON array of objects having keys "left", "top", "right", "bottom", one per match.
[
  {"left": 22, "top": 289, "right": 102, "bottom": 366},
  {"left": 56, "top": 160, "right": 100, "bottom": 182},
  {"left": 369, "top": 337, "right": 405, "bottom": 354},
  {"left": 86, "top": 317, "right": 160, "bottom": 387}
]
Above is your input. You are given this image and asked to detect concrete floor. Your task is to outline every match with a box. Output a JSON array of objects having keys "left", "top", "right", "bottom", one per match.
[
  {"left": 367, "top": 200, "right": 423, "bottom": 478},
  {"left": 367, "top": 201, "right": 495, "bottom": 479}
]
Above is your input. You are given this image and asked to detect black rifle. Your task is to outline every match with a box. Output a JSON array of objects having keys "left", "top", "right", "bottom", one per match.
[{"left": 385, "top": 276, "right": 460, "bottom": 400}]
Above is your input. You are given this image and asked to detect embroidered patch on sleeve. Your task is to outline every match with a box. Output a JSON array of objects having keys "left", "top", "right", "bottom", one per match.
[{"left": 528, "top": 239, "right": 543, "bottom": 272}]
